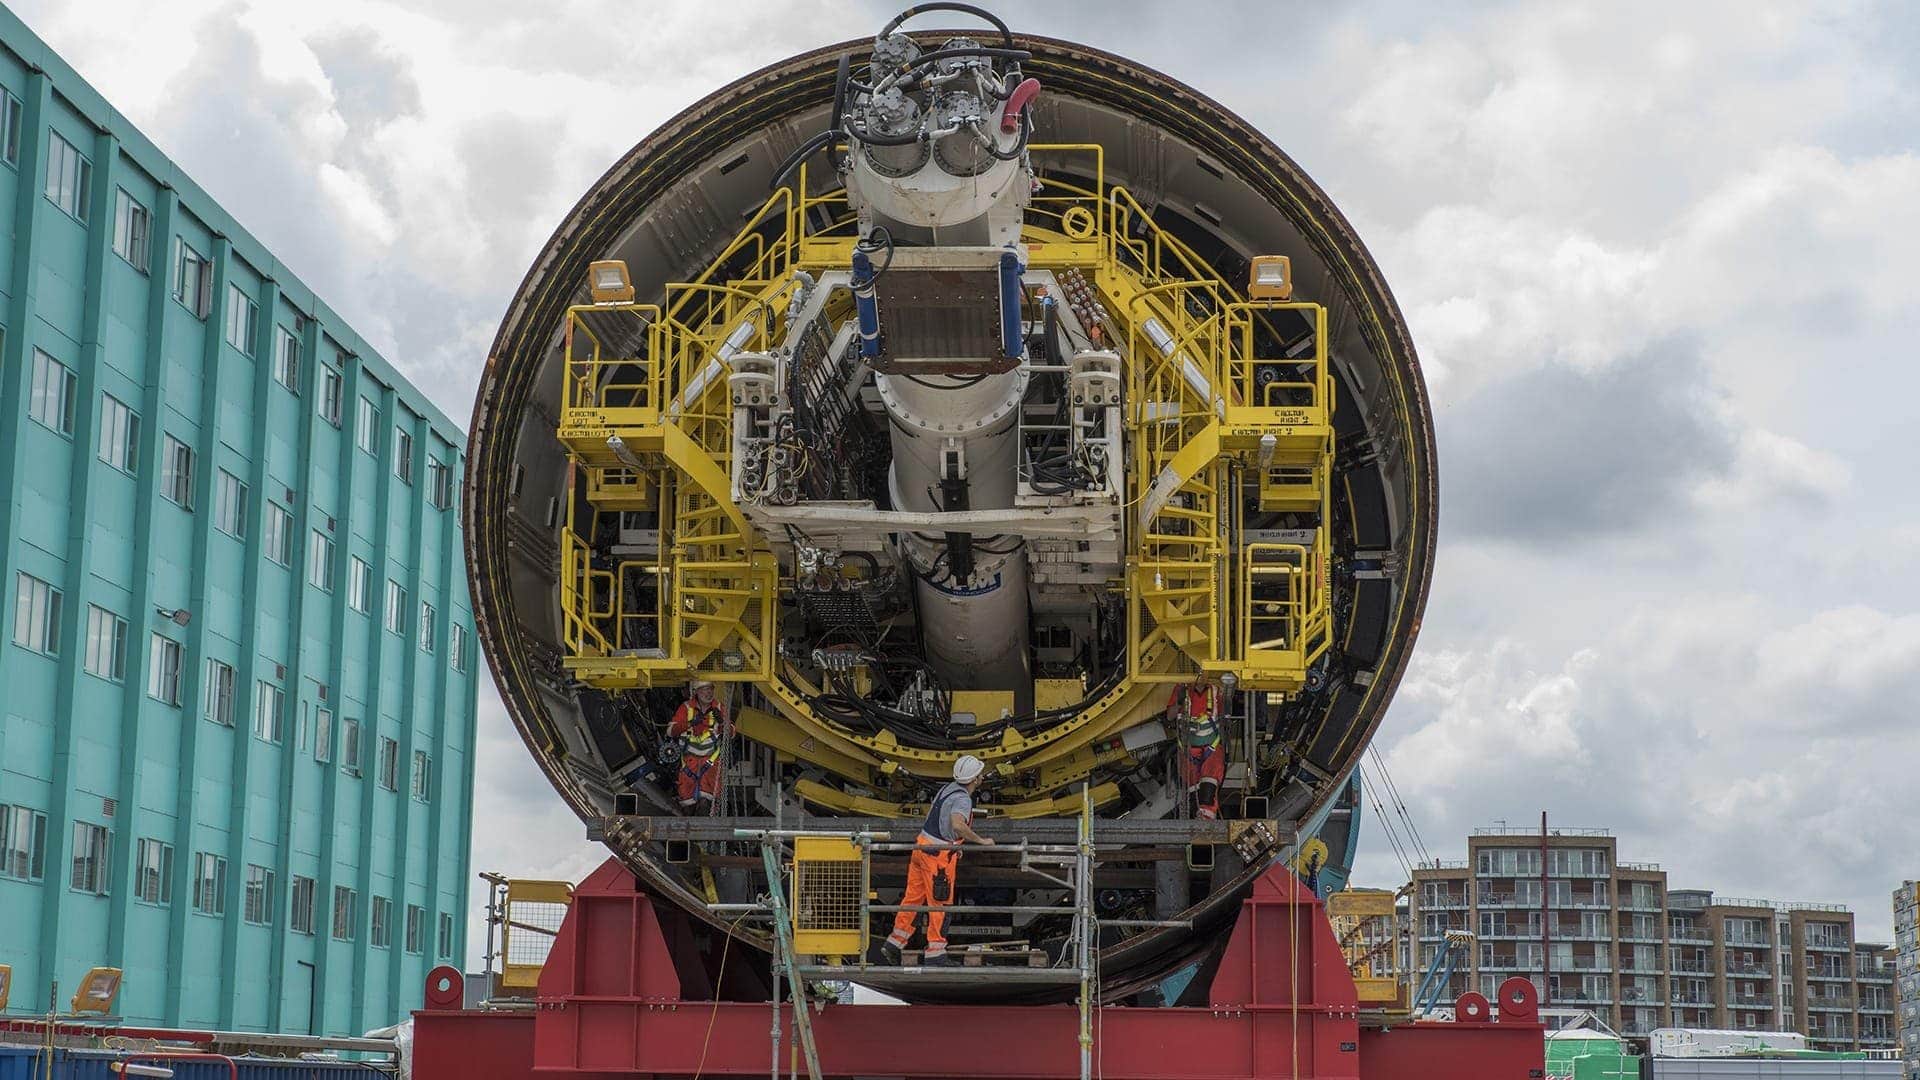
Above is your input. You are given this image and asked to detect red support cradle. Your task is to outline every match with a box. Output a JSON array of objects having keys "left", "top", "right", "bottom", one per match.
[{"left": 413, "top": 859, "right": 1543, "bottom": 1080}]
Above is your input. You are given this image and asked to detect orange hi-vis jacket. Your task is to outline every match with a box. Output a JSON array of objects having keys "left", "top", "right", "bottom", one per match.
[{"left": 1168, "top": 684, "right": 1220, "bottom": 749}]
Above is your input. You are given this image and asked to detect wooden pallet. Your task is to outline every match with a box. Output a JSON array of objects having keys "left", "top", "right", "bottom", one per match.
[{"left": 902, "top": 947, "right": 1048, "bottom": 968}]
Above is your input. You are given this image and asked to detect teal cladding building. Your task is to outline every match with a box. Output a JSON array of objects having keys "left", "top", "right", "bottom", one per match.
[{"left": 0, "top": 9, "right": 477, "bottom": 1035}]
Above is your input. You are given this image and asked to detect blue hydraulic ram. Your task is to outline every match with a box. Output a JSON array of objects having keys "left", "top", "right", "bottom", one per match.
[
  {"left": 852, "top": 248, "right": 882, "bottom": 358},
  {"left": 998, "top": 247, "right": 1024, "bottom": 360}
]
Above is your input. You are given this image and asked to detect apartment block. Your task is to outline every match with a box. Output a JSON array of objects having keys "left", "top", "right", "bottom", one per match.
[
  {"left": 1897, "top": 881, "right": 1919, "bottom": 1077},
  {"left": 1407, "top": 827, "right": 1899, "bottom": 1052}
]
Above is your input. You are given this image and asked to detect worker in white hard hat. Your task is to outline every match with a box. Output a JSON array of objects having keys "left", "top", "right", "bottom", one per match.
[
  {"left": 666, "top": 679, "right": 729, "bottom": 812},
  {"left": 883, "top": 754, "right": 993, "bottom": 965}
]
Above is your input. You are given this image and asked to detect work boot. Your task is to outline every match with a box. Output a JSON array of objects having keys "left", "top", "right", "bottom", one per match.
[
  {"left": 878, "top": 940, "right": 903, "bottom": 966},
  {"left": 922, "top": 952, "right": 956, "bottom": 967}
]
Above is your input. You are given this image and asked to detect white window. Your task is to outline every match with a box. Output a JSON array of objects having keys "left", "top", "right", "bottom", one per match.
[
  {"left": 193, "top": 852, "right": 227, "bottom": 915},
  {"left": 320, "top": 365, "right": 343, "bottom": 425},
  {"left": 253, "top": 680, "right": 285, "bottom": 743},
  {"left": 428, "top": 457, "right": 454, "bottom": 509},
  {"left": 332, "top": 885, "right": 357, "bottom": 940},
  {"left": 147, "top": 634, "right": 183, "bottom": 705},
  {"left": 135, "top": 837, "right": 172, "bottom": 904},
  {"left": 243, "top": 864, "right": 275, "bottom": 924},
  {"left": 341, "top": 717, "right": 362, "bottom": 775},
  {"left": 308, "top": 530, "right": 334, "bottom": 590},
  {"left": 315, "top": 708, "right": 334, "bottom": 763},
  {"left": 1, "top": 804, "right": 47, "bottom": 881},
  {"left": 378, "top": 736, "right": 399, "bottom": 791},
  {"left": 265, "top": 502, "right": 293, "bottom": 565},
  {"left": 29, "top": 348, "right": 76, "bottom": 434},
  {"left": 84, "top": 605, "right": 128, "bottom": 681},
  {"left": 212, "top": 469, "right": 246, "bottom": 536},
  {"left": 97, "top": 394, "right": 140, "bottom": 472},
  {"left": 419, "top": 601, "right": 436, "bottom": 653},
  {"left": 203, "top": 658, "right": 236, "bottom": 726},
  {"left": 394, "top": 427, "right": 414, "bottom": 483},
  {"left": 225, "top": 284, "right": 258, "bottom": 355},
  {"left": 356, "top": 397, "right": 378, "bottom": 453},
  {"left": 45, "top": 131, "right": 92, "bottom": 220},
  {"left": 451, "top": 624, "right": 470, "bottom": 672},
  {"left": 273, "top": 325, "right": 302, "bottom": 391},
  {"left": 405, "top": 903, "right": 425, "bottom": 954},
  {"left": 411, "top": 750, "right": 431, "bottom": 802},
  {"left": 0, "top": 89, "right": 19, "bottom": 166},
  {"left": 348, "top": 557, "right": 373, "bottom": 613},
  {"left": 162, "top": 435, "right": 196, "bottom": 509},
  {"left": 113, "top": 189, "right": 150, "bottom": 270},
  {"left": 385, "top": 580, "right": 407, "bottom": 634},
  {"left": 438, "top": 912, "right": 454, "bottom": 958},
  {"left": 173, "top": 240, "right": 213, "bottom": 318},
  {"left": 11, "top": 572, "right": 62, "bottom": 655},
  {"left": 371, "top": 895, "right": 392, "bottom": 948},
  {"left": 291, "top": 875, "right": 316, "bottom": 934},
  {"left": 70, "top": 822, "right": 110, "bottom": 895}
]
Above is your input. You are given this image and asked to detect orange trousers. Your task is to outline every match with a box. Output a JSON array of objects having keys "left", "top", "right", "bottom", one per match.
[
  {"left": 677, "top": 756, "right": 721, "bottom": 806},
  {"left": 886, "top": 840, "right": 959, "bottom": 956}
]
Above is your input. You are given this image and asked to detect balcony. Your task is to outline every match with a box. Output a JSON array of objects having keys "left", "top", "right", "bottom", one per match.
[
  {"left": 1669, "top": 959, "right": 1710, "bottom": 973},
  {"left": 1670, "top": 995, "right": 1714, "bottom": 1006},
  {"left": 1727, "top": 995, "right": 1775, "bottom": 1009},
  {"left": 1807, "top": 999, "right": 1856, "bottom": 1013},
  {"left": 1724, "top": 963, "right": 1774, "bottom": 978},
  {"left": 1723, "top": 936, "right": 1772, "bottom": 948},
  {"left": 1551, "top": 992, "right": 1615, "bottom": 1005},
  {"left": 1806, "top": 971, "right": 1853, "bottom": 982}
]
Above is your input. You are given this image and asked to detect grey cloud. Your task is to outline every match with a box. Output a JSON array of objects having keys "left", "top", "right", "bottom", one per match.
[
  {"left": 1441, "top": 342, "right": 1736, "bottom": 544},
  {"left": 310, "top": 27, "right": 423, "bottom": 125}
]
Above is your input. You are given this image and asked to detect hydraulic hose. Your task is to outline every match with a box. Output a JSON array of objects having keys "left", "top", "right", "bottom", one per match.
[{"left": 877, "top": 2, "right": 1016, "bottom": 49}]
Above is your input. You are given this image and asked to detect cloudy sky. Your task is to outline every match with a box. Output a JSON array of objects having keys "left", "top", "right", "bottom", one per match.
[{"left": 23, "top": 0, "right": 1919, "bottom": 952}]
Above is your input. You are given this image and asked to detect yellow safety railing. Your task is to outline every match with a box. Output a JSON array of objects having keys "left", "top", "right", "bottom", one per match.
[
  {"left": 1224, "top": 300, "right": 1329, "bottom": 419},
  {"left": 1239, "top": 540, "right": 1332, "bottom": 686}
]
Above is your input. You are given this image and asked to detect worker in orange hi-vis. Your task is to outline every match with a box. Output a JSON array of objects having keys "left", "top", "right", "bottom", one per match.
[
  {"left": 1169, "top": 678, "right": 1225, "bottom": 820},
  {"left": 666, "top": 679, "right": 729, "bottom": 812},
  {"left": 883, "top": 755, "right": 993, "bottom": 967}
]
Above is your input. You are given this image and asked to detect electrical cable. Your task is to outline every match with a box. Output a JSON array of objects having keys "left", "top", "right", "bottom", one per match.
[
  {"left": 877, "top": 2, "right": 1017, "bottom": 49},
  {"left": 689, "top": 909, "right": 742, "bottom": 1080}
]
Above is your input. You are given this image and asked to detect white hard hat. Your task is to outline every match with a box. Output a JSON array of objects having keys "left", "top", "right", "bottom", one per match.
[
  {"left": 689, "top": 678, "right": 714, "bottom": 690},
  {"left": 953, "top": 755, "right": 985, "bottom": 783}
]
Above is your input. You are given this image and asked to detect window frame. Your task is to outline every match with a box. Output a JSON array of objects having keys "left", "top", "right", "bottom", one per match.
[
  {"left": 173, "top": 239, "right": 213, "bottom": 318},
  {"left": 28, "top": 348, "right": 77, "bottom": 435},
  {"left": 348, "top": 557, "right": 373, "bottom": 613},
  {"left": 394, "top": 427, "right": 414, "bottom": 483},
  {"left": 264, "top": 501, "right": 293, "bottom": 565},
  {"left": 135, "top": 837, "right": 174, "bottom": 905},
  {"left": 419, "top": 601, "right": 436, "bottom": 653},
  {"left": 113, "top": 188, "right": 151, "bottom": 271},
  {"left": 193, "top": 852, "right": 228, "bottom": 916},
  {"left": 438, "top": 912, "right": 454, "bottom": 958},
  {"left": 308, "top": 530, "right": 334, "bottom": 591},
  {"left": 203, "top": 657, "right": 237, "bottom": 726},
  {"left": 225, "top": 284, "right": 259, "bottom": 356},
  {"left": 69, "top": 821, "right": 110, "bottom": 896},
  {"left": 319, "top": 364, "right": 343, "bottom": 426},
  {"left": 97, "top": 392, "right": 141, "bottom": 474},
  {"left": 356, "top": 397, "right": 378, "bottom": 453},
  {"left": 411, "top": 750, "right": 431, "bottom": 802},
  {"left": 83, "top": 604, "right": 129, "bottom": 681},
  {"left": 0, "top": 88, "right": 20, "bottom": 166},
  {"left": 273, "top": 324, "right": 302, "bottom": 392},
  {"left": 243, "top": 863, "right": 276, "bottom": 925},
  {"left": 341, "top": 717, "right": 362, "bottom": 776},
  {"left": 12, "top": 572, "right": 63, "bottom": 656},
  {"left": 0, "top": 804, "right": 48, "bottom": 881},
  {"left": 213, "top": 469, "right": 247, "bottom": 537},
  {"left": 378, "top": 736, "right": 400, "bottom": 792},
  {"left": 147, "top": 633, "right": 183, "bottom": 705},
  {"left": 405, "top": 903, "right": 425, "bottom": 954},
  {"left": 371, "top": 895, "right": 392, "bottom": 949},
  {"left": 290, "top": 874, "right": 317, "bottom": 934},
  {"left": 385, "top": 580, "right": 407, "bottom": 635},
  {"left": 45, "top": 131, "right": 92, "bottom": 222},
  {"left": 315, "top": 707, "right": 334, "bottom": 763},
  {"left": 332, "top": 885, "right": 358, "bottom": 940},
  {"left": 161, "top": 435, "right": 196, "bottom": 510},
  {"left": 253, "top": 680, "right": 286, "bottom": 744}
]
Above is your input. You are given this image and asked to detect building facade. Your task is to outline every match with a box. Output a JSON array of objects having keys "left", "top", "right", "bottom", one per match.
[
  {"left": 0, "top": 9, "right": 477, "bottom": 1035},
  {"left": 1407, "top": 827, "right": 1898, "bottom": 1053},
  {"left": 1897, "top": 881, "right": 1919, "bottom": 1078}
]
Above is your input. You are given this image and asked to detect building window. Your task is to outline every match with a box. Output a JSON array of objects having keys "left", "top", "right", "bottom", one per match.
[
  {"left": 147, "top": 634, "right": 183, "bottom": 705},
  {"left": 203, "top": 658, "right": 236, "bottom": 726},
  {"left": 253, "top": 680, "right": 285, "bottom": 743},
  {"left": 213, "top": 469, "right": 246, "bottom": 536},
  {"left": 420, "top": 602, "right": 436, "bottom": 653},
  {"left": 371, "top": 895, "right": 392, "bottom": 948},
  {"left": 315, "top": 708, "right": 334, "bottom": 763},
  {"left": 70, "top": 822, "right": 110, "bottom": 895},
  {"left": 405, "top": 904, "right": 425, "bottom": 954},
  {"left": 341, "top": 718, "right": 362, "bottom": 776},
  {"left": 320, "top": 365, "right": 343, "bottom": 425},
  {"left": 308, "top": 531, "right": 334, "bottom": 591},
  {"left": 225, "top": 285, "right": 258, "bottom": 355},
  {"left": 173, "top": 240, "right": 213, "bottom": 318},
  {"left": 438, "top": 912, "right": 454, "bottom": 958},
  {"left": 427, "top": 457, "right": 454, "bottom": 509},
  {"left": 98, "top": 394, "right": 141, "bottom": 473},
  {"left": 0, "top": 89, "right": 19, "bottom": 165},
  {"left": 385, "top": 580, "right": 407, "bottom": 635},
  {"left": 113, "top": 189, "right": 150, "bottom": 270},
  {"left": 84, "top": 605, "right": 128, "bottom": 681},
  {"left": 356, "top": 397, "right": 378, "bottom": 453},
  {"left": 394, "top": 428, "right": 414, "bottom": 483},
  {"left": 291, "top": 875, "right": 316, "bottom": 934},
  {"left": 191, "top": 853, "right": 227, "bottom": 915},
  {"left": 29, "top": 348, "right": 77, "bottom": 434},
  {"left": 451, "top": 624, "right": 470, "bottom": 672},
  {"left": 274, "top": 325, "right": 302, "bottom": 391},
  {"left": 162, "top": 435, "right": 196, "bottom": 509},
  {"left": 411, "top": 750, "right": 431, "bottom": 802},
  {"left": 0, "top": 805, "right": 47, "bottom": 881},
  {"left": 135, "top": 838, "right": 173, "bottom": 905},
  {"left": 11, "top": 572, "right": 62, "bottom": 656},
  {"left": 348, "top": 556, "right": 373, "bottom": 613},
  {"left": 378, "top": 736, "right": 399, "bottom": 791},
  {"left": 332, "top": 885, "right": 357, "bottom": 940},
  {"left": 45, "top": 132, "right": 92, "bottom": 221},
  {"left": 243, "top": 864, "right": 275, "bottom": 924},
  {"left": 264, "top": 502, "right": 293, "bottom": 565}
]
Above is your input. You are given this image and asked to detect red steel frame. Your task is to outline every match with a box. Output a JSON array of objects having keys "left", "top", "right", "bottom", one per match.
[{"left": 414, "top": 859, "right": 1543, "bottom": 1080}]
